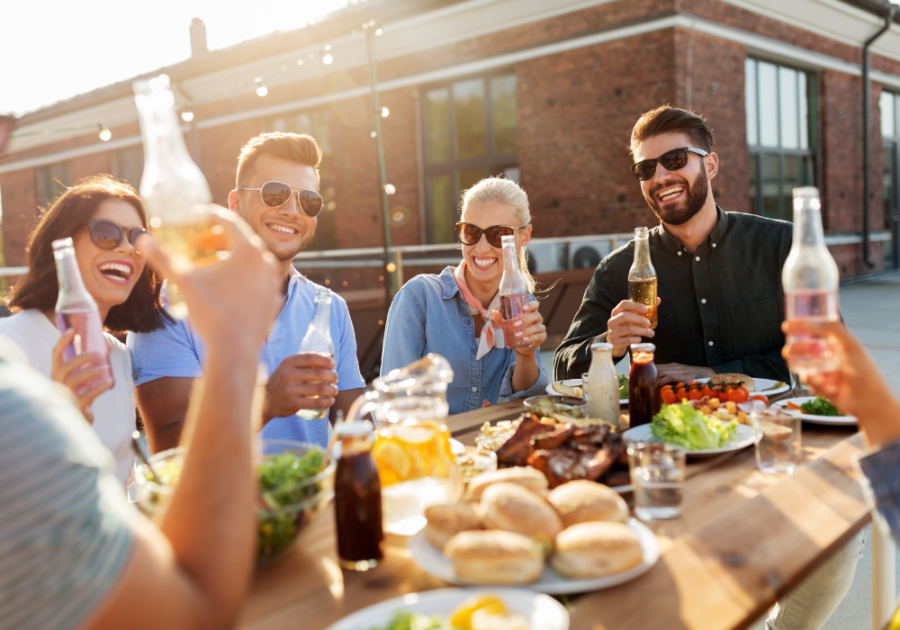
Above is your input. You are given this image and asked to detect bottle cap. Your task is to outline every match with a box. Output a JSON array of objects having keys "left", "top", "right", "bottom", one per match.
[
  {"left": 501, "top": 235, "right": 515, "bottom": 247},
  {"left": 630, "top": 343, "right": 656, "bottom": 352},
  {"left": 590, "top": 342, "right": 614, "bottom": 352},
  {"left": 52, "top": 237, "right": 74, "bottom": 251}
]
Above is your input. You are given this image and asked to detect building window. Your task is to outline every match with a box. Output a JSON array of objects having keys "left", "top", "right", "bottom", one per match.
[
  {"left": 264, "top": 109, "right": 336, "bottom": 250},
  {"left": 36, "top": 161, "right": 70, "bottom": 208},
  {"left": 882, "top": 90, "right": 899, "bottom": 267},
  {"left": 745, "top": 59, "right": 817, "bottom": 221},
  {"left": 111, "top": 145, "right": 145, "bottom": 190},
  {"left": 423, "top": 74, "right": 518, "bottom": 243}
]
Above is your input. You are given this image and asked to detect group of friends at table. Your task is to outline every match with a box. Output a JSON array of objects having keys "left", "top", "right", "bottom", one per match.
[{"left": 0, "top": 105, "right": 898, "bottom": 630}]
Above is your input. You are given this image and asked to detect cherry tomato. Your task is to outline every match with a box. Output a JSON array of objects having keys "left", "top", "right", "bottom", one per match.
[
  {"left": 750, "top": 394, "right": 770, "bottom": 406},
  {"left": 661, "top": 388, "right": 677, "bottom": 405},
  {"left": 688, "top": 388, "right": 703, "bottom": 400},
  {"left": 675, "top": 387, "right": 689, "bottom": 401},
  {"left": 676, "top": 382, "right": 685, "bottom": 390},
  {"left": 701, "top": 386, "right": 715, "bottom": 399},
  {"left": 728, "top": 386, "right": 749, "bottom": 403}
]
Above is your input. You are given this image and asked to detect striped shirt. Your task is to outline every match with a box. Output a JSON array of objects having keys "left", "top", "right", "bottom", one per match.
[{"left": 0, "top": 357, "right": 134, "bottom": 630}]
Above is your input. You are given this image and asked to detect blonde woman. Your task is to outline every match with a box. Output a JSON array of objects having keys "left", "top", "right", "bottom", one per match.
[{"left": 382, "top": 177, "right": 548, "bottom": 414}]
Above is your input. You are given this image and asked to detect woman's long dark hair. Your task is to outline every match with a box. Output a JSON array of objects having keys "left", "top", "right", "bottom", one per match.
[{"left": 6, "top": 174, "right": 172, "bottom": 333}]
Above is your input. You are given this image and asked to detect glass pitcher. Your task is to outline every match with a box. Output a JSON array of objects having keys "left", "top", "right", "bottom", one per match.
[{"left": 345, "top": 354, "right": 462, "bottom": 536}]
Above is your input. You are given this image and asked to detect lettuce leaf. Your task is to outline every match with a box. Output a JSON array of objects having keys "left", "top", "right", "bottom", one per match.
[{"left": 650, "top": 403, "right": 737, "bottom": 450}]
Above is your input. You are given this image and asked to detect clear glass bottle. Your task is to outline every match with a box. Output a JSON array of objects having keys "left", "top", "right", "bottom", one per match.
[
  {"left": 585, "top": 342, "right": 620, "bottom": 429},
  {"left": 296, "top": 287, "right": 334, "bottom": 420},
  {"left": 629, "top": 343, "right": 660, "bottom": 428},
  {"left": 133, "top": 74, "right": 225, "bottom": 319},
  {"left": 53, "top": 238, "right": 113, "bottom": 391},
  {"left": 628, "top": 227, "right": 658, "bottom": 330},
  {"left": 334, "top": 420, "right": 384, "bottom": 571},
  {"left": 782, "top": 187, "right": 840, "bottom": 377},
  {"left": 498, "top": 234, "right": 530, "bottom": 349}
]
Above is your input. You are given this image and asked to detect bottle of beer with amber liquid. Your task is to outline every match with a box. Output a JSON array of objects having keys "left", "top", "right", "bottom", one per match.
[
  {"left": 498, "top": 234, "right": 530, "bottom": 349},
  {"left": 628, "top": 227, "right": 657, "bottom": 330},
  {"left": 629, "top": 343, "right": 661, "bottom": 428}
]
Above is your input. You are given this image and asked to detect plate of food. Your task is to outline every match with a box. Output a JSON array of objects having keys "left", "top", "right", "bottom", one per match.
[
  {"left": 775, "top": 396, "right": 857, "bottom": 426},
  {"left": 622, "top": 402, "right": 755, "bottom": 456},
  {"left": 408, "top": 469, "right": 659, "bottom": 595},
  {"left": 694, "top": 373, "right": 790, "bottom": 397},
  {"left": 547, "top": 375, "right": 629, "bottom": 404},
  {"left": 324, "top": 587, "right": 569, "bottom": 630}
]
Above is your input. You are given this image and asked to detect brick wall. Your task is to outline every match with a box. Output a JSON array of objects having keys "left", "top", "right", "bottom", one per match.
[{"left": 0, "top": 168, "right": 38, "bottom": 266}]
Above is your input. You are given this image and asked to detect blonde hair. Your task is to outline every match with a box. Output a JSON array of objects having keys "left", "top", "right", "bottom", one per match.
[{"left": 460, "top": 177, "right": 536, "bottom": 293}]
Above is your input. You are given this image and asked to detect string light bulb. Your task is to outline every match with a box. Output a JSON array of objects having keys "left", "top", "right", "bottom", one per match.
[
  {"left": 381, "top": 106, "right": 390, "bottom": 118},
  {"left": 297, "top": 59, "right": 304, "bottom": 66},
  {"left": 98, "top": 123, "right": 111, "bottom": 142},
  {"left": 255, "top": 78, "right": 268, "bottom": 97},
  {"left": 181, "top": 108, "right": 194, "bottom": 122},
  {"left": 370, "top": 131, "right": 377, "bottom": 138},
  {"left": 325, "top": 45, "right": 332, "bottom": 51},
  {"left": 383, "top": 183, "right": 396, "bottom": 195},
  {"left": 322, "top": 54, "right": 333, "bottom": 65},
  {"left": 375, "top": 28, "right": 383, "bottom": 36}
]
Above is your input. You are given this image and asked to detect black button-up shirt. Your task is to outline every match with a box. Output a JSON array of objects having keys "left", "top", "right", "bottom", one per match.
[{"left": 553, "top": 207, "right": 793, "bottom": 382}]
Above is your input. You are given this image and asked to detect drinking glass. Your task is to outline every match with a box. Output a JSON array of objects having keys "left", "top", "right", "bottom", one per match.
[
  {"left": 627, "top": 441, "right": 686, "bottom": 521},
  {"left": 752, "top": 409, "right": 802, "bottom": 475}
]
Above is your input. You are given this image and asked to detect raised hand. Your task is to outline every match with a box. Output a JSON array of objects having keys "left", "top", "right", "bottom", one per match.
[
  {"left": 607, "top": 298, "right": 660, "bottom": 358},
  {"left": 50, "top": 328, "right": 113, "bottom": 423},
  {"left": 263, "top": 353, "right": 339, "bottom": 423}
]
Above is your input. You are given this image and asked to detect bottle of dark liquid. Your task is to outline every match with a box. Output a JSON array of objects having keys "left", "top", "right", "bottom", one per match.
[
  {"left": 498, "top": 234, "right": 530, "bottom": 349},
  {"left": 628, "top": 343, "right": 660, "bottom": 428},
  {"left": 334, "top": 420, "right": 384, "bottom": 571},
  {"left": 628, "top": 227, "right": 657, "bottom": 330}
]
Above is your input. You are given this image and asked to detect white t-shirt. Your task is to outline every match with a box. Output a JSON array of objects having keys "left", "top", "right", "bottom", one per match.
[{"left": 0, "top": 309, "right": 136, "bottom": 484}]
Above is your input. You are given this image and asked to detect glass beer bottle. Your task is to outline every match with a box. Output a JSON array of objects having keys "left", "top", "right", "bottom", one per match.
[
  {"left": 628, "top": 227, "right": 657, "bottom": 329},
  {"left": 133, "top": 74, "right": 226, "bottom": 319},
  {"left": 782, "top": 187, "right": 840, "bottom": 377},
  {"left": 53, "top": 238, "right": 114, "bottom": 392},
  {"left": 628, "top": 343, "right": 660, "bottom": 428},
  {"left": 498, "top": 234, "right": 530, "bottom": 349},
  {"left": 297, "top": 287, "right": 334, "bottom": 420}
]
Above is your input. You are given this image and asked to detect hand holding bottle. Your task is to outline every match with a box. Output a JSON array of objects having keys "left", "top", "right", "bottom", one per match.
[
  {"left": 606, "top": 297, "right": 661, "bottom": 358},
  {"left": 263, "top": 353, "right": 338, "bottom": 424},
  {"left": 50, "top": 329, "right": 113, "bottom": 423},
  {"left": 490, "top": 300, "right": 546, "bottom": 356}
]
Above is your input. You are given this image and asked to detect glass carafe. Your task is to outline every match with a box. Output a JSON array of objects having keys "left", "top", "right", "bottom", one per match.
[{"left": 345, "top": 354, "right": 462, "bottom": 536}]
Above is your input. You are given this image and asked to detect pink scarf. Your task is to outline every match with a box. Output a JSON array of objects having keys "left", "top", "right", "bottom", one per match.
[{"left": 454, "top": 262, "right": 503, "bottom": 360}]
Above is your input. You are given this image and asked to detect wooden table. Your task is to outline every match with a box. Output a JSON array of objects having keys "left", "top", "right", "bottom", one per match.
[{"left": 237, "top": 400, "right": 869, "bottom": 630}]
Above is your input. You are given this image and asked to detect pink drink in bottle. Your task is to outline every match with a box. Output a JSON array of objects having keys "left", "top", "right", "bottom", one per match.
[
  {"left": 498, "top": 235, "right": 530, "bottom": 349},
  {"left": 53, "top": 238, "right": 113, "bottom": 392}
]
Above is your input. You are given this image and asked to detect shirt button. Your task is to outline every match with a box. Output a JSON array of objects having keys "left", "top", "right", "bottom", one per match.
[
  {"left": 712, "top": 243, "right": 717, "bottom": 248},
  {"left": 471, "top": 387, "right": 477, "bottom": 392},
  {"left": 708, "top": 341, "right": 714, "bottom": 346},
  {"left": 695, "top": 256, "right": 701, "bottom": 262},
  {"left": 701, "top": 298, "right": 707, "bottom": 304},
  {"left": 677, "top": 251, "right": 683, "bottom": 256}
]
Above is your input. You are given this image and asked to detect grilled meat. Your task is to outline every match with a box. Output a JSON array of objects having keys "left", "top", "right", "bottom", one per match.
[{"left": 495, "top": 414, "right": 555, "bottom": 466}]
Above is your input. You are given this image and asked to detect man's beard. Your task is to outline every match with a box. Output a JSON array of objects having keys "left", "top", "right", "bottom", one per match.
[{"left": 644, "top": 166, "right": 709, "bottom": 226}]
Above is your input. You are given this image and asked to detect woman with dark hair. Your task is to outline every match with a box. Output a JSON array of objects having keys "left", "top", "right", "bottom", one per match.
[{"left": 0, "top": 174, "right": 169, "bottom": 483}]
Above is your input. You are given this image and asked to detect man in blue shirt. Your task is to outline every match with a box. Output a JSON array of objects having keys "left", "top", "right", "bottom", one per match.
[{"left": 129, "top": 133, "right": 365, "bottom": 452}]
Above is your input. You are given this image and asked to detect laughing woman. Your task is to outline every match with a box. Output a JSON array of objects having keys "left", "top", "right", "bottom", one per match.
[
  {"left": 0, "top": 175, "right": 169, "bottom": 483},
  {"left": 382, "top": 177, "right": 549, "bottom": 414}
]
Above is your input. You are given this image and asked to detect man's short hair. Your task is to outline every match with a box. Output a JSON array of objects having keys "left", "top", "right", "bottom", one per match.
[
  {"left": 630, "top": 106, "right": 714, "bottom": 156},
  {"left": 235, "top": 132, "right": 322, "bottom": 188}
]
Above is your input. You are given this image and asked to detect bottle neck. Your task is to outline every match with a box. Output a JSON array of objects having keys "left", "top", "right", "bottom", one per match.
[
  {"left": 311, "top": 298, "right": 331, "bottom": 334},
  {"left": 54, "top": 250, "right": 95, "bottom": 311},
  {"left": 633, "top": 236, "right": 652, "bottom": 270},
  {"left": 792, "top": 205, "right": 826, "bottom": 251},
  {"left": 591, "top": 348, "right": 613, "bottom": 364},
  {"left": 499, "top": 244, "right": 525, "bottom": 295}
]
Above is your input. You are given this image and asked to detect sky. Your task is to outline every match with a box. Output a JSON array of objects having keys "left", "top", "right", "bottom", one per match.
[{"left": 1, "top": 0, "right": 353, "bottom": 115}]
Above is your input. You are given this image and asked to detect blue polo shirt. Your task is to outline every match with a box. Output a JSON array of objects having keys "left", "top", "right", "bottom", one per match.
[{"left": 127, "top": 268, "right": 365, "bottom": 447}]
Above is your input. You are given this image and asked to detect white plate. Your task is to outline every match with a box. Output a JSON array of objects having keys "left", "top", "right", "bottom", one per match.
[
  {"left": 621, "top": 422, "right": 756, "bottom": 456},
  {"left": 548, "top": 379, "right": 627, "bottom": 405},
  {"left": 774, "top": 397, "right": 858, "bottom": 426},
  {"left": 324, "top": 587, "right": 569, "bottom": 630},
  {"left": 694, "top": 376, "right": 790, "bottom": 397},
  {"left": 408, "top": 518, "right": 659, "bottom": 595},
  {"left": 335, "top": 438, "right": 465, "bottom": 459}
]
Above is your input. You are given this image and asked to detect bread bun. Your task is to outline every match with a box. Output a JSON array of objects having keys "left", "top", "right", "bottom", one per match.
[
  {"left": 550, "top": 522, "right": 643, "bottom": 579},
  {"left": 709, "top": 373, "right": 756, "bottom": 392},
  {"left": 480, "top": 482, "right": 563, "bottom": 545},
  {"left": 466, "top": 466, "right": 549, "bottom": 502},
  {"left": 547, "top": 480, "right": 629, "bottom": 527},
  {"left": 423, "top": 503, "right": 482, "bottom": 549},
  {"left": 444, "top": 530, "right": 544, "bottom": 584}
]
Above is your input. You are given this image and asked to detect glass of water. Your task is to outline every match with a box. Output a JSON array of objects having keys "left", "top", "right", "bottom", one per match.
[
  {"left": 627, "top": 441, "right": 686, "bottom": 521},
  {"left": 752, "top": 409, "right": 802, "bottom": 475}
]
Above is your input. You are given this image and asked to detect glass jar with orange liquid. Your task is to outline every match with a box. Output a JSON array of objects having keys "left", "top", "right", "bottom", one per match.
[{"left": 345, "top": 354, "right": 462, "bottom": 536}]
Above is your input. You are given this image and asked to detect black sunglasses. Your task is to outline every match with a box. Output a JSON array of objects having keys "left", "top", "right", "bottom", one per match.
[
  {"left": 85, "top": 219, "right": 149, "bottom": 250},
  {"left": 235, "top": 180, "right": 324, "bottom": 217},
  {"left": 630, "top": 147, "right": 709, "bottom": 181},
  {"left": 455, "top": 222, "right": 527, "bottom": 248}
]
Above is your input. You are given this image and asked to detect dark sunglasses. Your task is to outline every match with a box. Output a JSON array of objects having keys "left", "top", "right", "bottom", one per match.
[
  {"left": 455, "top": 222, "right": 527, "bottom": 248},
  {"left": 85, "top": 219, "right": 149, "bottom": 250},
  {"left": 630, "top": 147, "right": 709, "bottom": 181},
  {"left": 235, "top": 180, "right": 324, "bottom": 217}
]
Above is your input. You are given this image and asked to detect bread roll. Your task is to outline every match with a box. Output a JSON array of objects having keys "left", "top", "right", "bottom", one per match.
[
  {"left": 480, "top": 482, "right": 563, "bottom": 545},
  {"left": 547, "top": 480, "right": 629, "bottom": 527},
  {"left": 423, "top": 503, "right": 482, "bottom": 549},
  {"left": 444, "top": 530, "right": 544, "bottom": 584},
  {"left": 550, "top": 522, "right": 643, "bottom": 579},
  {"left": 466, "top": 466, "right": 549, "bottom": 502},
  {"left": 709, "top": 373, "right": 756, "bottom": 392}
]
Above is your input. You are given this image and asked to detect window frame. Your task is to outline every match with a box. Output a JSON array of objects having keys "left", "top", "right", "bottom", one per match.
[
  {"left": 882, "top": 90, "right": 900, "bottom": 268},
  {"left": 35, "top": 161, "right": 71, "bottom": 209}
]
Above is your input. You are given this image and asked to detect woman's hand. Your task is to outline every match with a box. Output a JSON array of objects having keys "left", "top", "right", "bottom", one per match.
[
  {"left": 51, "top": 329, "right": 114, "bottom": 424},
  {"left": 491, "top": 300, "right": 546, "bottom": 360}
]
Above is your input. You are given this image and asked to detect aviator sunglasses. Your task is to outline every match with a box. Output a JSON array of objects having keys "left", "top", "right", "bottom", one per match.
[
  {"left": 630, "top": 147, "right": 709, "bottom": 181},
  {"left": 455, "top": 222, "right": 527, "bottom": 248},
  {"left": 235, "top": 180, "right": 324, "bottom": 217},
  {"left": 85, "top": 219, "right": 149, "bottom": 250}
]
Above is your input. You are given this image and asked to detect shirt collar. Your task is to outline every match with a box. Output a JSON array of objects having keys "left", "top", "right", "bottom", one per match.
[
  {"left": 655, "top": 205, "right": 729, "bottom": 254},
  {"left": 440, "top": 266, "right": 461, "bottom": 300},
  {"left": 285, "top": 265, "right": 308, "bottom": 300}
]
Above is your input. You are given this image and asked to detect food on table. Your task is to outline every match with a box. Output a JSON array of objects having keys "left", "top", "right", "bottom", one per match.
[
  {"left": 708, "top": 373, "right": 756, "bottom": 392},
  {"left": 762, "top": 380, "right": 788, "bottom": 392},
  {"left": 547, "top": 480, "right": 629, "bottom": 527},
  {"left": 480, "top": 483, "right": 563, "bottom": 549},
  {"left": 455, "top": 446, "right": 498, "bottom": 479},
  {"left": 445, "top": 530, "right": 545, "bottom": 584},
  {"left": 550, "top": 521, "right": 644, "bottom": 579},
  {"left": 524, "top": 395, "right": 588, "bottom": 419},
  {"left": 551, "top": 382, "right": 583, "bottom": 397},
  {"left": 660, "top": 382, "right": 752, "bottom": 423},
  {"left": 750, "top": 394, "right": 770, "bottom": 406},
  {"left": 650, "top": 403, "right": 738, "bottom": 451},
  {"left": 618, "top": 375, "right": 629, "bottom": 400},
  {"left": 465, "top": 466, "right": 550, "bottom": 501},
  {"left": 423, "top": 503, "right": 483, "bottom": 549},
  {"left": 370, "top": 594, "right": 529, "bottom": 630},
  {"left": 798, "top": 396, "right": 844, "bottom": 416},
  {"left": 476, "top": 419, "right": 522, "bottom": 452}
]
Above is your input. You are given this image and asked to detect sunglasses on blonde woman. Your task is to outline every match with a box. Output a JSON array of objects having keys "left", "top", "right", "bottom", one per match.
[{"left": 455, "top": 222, "right": 528, "bottom": 248}]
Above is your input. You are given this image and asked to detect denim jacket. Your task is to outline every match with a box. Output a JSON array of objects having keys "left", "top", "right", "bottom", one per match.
[{"left": 382, "top": 267, "right": 549, "bottom": 415}]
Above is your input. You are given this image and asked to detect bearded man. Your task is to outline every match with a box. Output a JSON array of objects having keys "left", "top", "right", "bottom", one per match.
[{"left": 553, "top": 106, "right": 792, "bottom": 385}]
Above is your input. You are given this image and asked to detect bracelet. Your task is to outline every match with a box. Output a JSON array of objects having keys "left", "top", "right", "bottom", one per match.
[{"left": 514, "top": 346, "right": 537, "bottom": 358}]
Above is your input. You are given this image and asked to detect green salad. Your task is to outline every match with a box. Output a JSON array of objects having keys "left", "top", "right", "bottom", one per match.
[
  {"left": 799, "top": 396, "right": 843, "bottom": 416},
  {"left": 618, "top": 375, "right": 629, "bottom": 399},
  {"left": 370, "top": 612, "right": 457, "bottom": 630},
  {"left": 651, "top": 403, "right": 738, "bottom": 450}
]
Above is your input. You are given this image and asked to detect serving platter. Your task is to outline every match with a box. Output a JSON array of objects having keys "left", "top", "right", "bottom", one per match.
[
  {"left": 547, "top": 379, "right": 627, "bottom": 405},
  {"left": 621, "top": 422, "right": 756, "bottom": 457},
  {"left": 693, "top": 376, "right": 790, "bottom": 397},
  {"left": 408, "top": 518, "right": 659, "bottom": 595},
  {"left": 774, "top": 396, "right": 858, "bottom": 426}
]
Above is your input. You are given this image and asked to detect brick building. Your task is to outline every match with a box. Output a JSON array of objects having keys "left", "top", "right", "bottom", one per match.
[{"left": 2, "top": 0, "right": 900, "bottom": 286}]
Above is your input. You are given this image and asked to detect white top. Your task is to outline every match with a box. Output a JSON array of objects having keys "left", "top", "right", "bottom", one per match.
[{"left": 0, "top": 309, "right": 136, "bottom": 484}]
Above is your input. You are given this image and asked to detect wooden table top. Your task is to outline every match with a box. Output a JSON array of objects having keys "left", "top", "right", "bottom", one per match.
[{"left": 237, "top": 400, "right": 869, "bottom": 630}]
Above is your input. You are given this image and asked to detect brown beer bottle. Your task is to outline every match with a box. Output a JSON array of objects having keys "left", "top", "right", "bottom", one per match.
[{"left": 629, "top": 343, "right": 661, "bottom": 428}]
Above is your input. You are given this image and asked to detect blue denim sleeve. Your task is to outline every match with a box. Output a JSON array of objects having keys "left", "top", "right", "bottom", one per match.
[
  {"left": 855, "top": 438, "right": 900, "bottom": 546},
  {"left": 382, "top": 286, "right": 428, "bottom": 375},
  {"left": 498, "top": 347, "right": 550, "bottom": 400}
]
